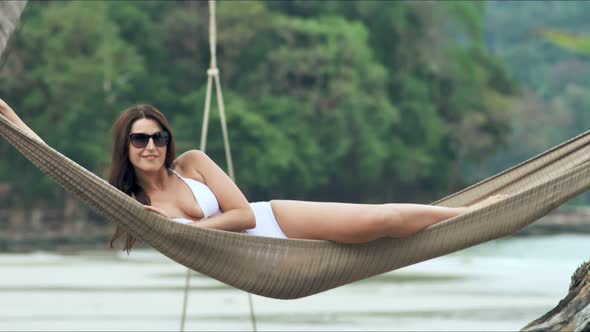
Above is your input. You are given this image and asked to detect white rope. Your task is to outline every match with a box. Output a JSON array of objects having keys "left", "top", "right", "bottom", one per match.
[{"left": 180, "top": 1, "right": 255, "bottom": 330}]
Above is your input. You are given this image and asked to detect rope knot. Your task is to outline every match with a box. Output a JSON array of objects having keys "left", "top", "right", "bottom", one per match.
[{"left": 207, "top": 68, "right": 219, "bottom": 76}]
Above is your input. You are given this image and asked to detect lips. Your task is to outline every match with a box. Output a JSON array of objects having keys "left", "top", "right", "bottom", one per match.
[{"left": 142, "top": 155, "right": 158, "bottom": 160}]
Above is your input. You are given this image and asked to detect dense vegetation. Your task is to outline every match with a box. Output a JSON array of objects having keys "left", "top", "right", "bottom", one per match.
[
  {"left": 2, "top": 0, "right": 584, "bottom": 226},
  {"left": 482, "top": 0, "right": 590, "bottom": 205}
]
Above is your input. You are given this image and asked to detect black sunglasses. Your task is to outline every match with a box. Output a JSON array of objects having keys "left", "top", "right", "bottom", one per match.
[{"left": 129, "top": 131, "right": 170, "bottom": 148}]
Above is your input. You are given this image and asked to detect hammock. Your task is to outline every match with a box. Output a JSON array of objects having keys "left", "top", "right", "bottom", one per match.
[
  {"left": 1, "top": 114, "right": 589, "bottom": 299},
  {"left": 1, "top": 1, "right": 589, "bottom": 301}
]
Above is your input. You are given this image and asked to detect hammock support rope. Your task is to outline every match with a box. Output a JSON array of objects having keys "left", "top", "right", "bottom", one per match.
[
  {"left": 1, "top": 111, "right": 589, "bottom": 299},
  {"left": 180, "top": 1, "right": 255, "bottom": 330}
]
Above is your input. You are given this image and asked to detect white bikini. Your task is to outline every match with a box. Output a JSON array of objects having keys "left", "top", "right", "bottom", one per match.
[{"left": 169, "top": 169, "right": 288, "bottom": 239}]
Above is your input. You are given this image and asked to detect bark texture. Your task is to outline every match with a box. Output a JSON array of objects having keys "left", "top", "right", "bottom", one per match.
[
  {"left": 522, "top": 260, "right": 590, "bottom": 331},
  {"left": 0, "top": 1, "right": 27, "bottom": 57}
]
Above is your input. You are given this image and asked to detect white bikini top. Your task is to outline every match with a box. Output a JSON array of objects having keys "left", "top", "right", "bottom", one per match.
[{"left": 170, "top": 169, "right": 221, "bottom": 223}]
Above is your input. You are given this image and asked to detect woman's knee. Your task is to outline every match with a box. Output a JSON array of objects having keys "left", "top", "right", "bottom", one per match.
[
  {"left": 319, "top": 206, "right": 388, "bottom": 243},
  {"left": 382, "top": 204, "right": 412, "bottom": 237},
  {"left": 360, "top": 204, "right": 396, "bottom": 235}
]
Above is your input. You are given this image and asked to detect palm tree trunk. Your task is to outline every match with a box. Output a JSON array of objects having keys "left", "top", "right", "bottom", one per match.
[{"left": 0, "top": 0, "right": 27, "bottom": 57}]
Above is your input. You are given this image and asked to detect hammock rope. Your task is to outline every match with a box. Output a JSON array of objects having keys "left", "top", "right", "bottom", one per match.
[{"left": 180, "top": 1, "right": 255, "bottom": 331}]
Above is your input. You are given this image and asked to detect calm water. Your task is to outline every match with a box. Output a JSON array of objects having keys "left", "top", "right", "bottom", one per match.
[{"left": 1, "top": 234, "right": 589, "bottom": 331}]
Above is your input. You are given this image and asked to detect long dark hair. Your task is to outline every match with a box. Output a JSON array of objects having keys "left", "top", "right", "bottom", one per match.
[{"left": 108, "top": 104, "right": 176, "bottom": 253}]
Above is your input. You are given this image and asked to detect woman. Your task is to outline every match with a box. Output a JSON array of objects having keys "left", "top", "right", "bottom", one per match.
[{"left": 0, "top": 99, "right": 505, "bottom": 251}]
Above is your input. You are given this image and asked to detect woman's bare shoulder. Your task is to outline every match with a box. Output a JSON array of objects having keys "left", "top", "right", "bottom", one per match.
[
  {"left": 173, "top": 150, "right": 206, "bottom": 167},
  {"left": 172, "top": 150, "right": 207, "bottom": 181}
]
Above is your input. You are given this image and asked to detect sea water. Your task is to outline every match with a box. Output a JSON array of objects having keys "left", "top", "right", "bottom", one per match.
[{"left": 0, "top": 234, "right": 588, "bottom": 331}]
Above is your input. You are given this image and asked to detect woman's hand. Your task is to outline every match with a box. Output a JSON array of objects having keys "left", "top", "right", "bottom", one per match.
[
  {"left": 0, "top": 98, "right": 46, "bottom": 143},
  {"left": 0, "top": 98, "right": 12, "bottom": 117},
  {"left": 144, "top": 205, "right": 171, "bottom": 219}
]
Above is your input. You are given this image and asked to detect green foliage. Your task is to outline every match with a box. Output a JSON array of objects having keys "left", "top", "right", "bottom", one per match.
[
  {"left": 482, "top": 0, "right": 590, "bottom": 205},
  {"left": 1, "top": 1, "right": 143, "bottom": 206},
  {"left": 0, "top": 0, "right": 520, "bottom": 212},
  {"left": 541, "top": 29, "right": 590, "bottom": 55}
]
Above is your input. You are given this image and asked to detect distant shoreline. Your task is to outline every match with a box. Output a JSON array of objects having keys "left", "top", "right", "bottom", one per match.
[
  {"left": 515, "top": 207, "right": 590, "bottom": 236},
  {"left": 0, "top": 208, "right": 589, "bottom": 253}
]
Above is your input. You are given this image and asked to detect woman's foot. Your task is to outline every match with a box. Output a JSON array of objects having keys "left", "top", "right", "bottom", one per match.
[{"left": 467, "top": 194, "right": 510, "bottom": 211}]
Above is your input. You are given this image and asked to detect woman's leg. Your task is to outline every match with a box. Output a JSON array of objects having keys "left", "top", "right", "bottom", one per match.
[{"left": 270, "top": 200, "right": 469, "bottom": 243}]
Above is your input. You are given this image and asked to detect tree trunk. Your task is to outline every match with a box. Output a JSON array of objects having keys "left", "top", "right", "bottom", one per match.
[
  {"left": 0, "top": 0, "right": 27, "bottom": 57},
  {"left": 522, "top": 260, "right": 590, "bottom": 331}
]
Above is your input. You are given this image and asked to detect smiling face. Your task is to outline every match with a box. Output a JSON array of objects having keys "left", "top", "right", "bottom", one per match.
[
  {"left": 128, "top": 118, "right": 168, "bottom": 174},
  {"left": 108, "top": 104, "right": 177, "bottom": 252}
]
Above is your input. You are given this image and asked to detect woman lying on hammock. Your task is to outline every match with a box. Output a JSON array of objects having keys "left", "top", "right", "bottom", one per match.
[{"left": 0, "top": 100, "right": 506, "bottom": 250}]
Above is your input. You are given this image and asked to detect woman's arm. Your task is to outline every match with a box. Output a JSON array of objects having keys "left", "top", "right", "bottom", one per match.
[
  {"left": 144, "top": 202, "right": 254, "bottom": 232},
  {"left": 175, "top": 150, "right": 256, "bottom": 231},
  {"left": 188, "top": 207, "right": 254, "bottom": 232},
  {"left": 0, "top": 98, "right": 45, "bottom": 144}
]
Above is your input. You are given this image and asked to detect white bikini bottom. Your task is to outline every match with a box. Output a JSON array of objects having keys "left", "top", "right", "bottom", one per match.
[
  {"left": 244, "top": 201, "right": 288, "bottom": 239},
  {"left": 172, "top": 201, "right": 288, "bottom": 239}
]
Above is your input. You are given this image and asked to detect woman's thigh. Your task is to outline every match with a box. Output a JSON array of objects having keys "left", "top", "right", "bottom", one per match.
[{"left": 269, "top": 199, "right": 386, "bottom": 242}]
